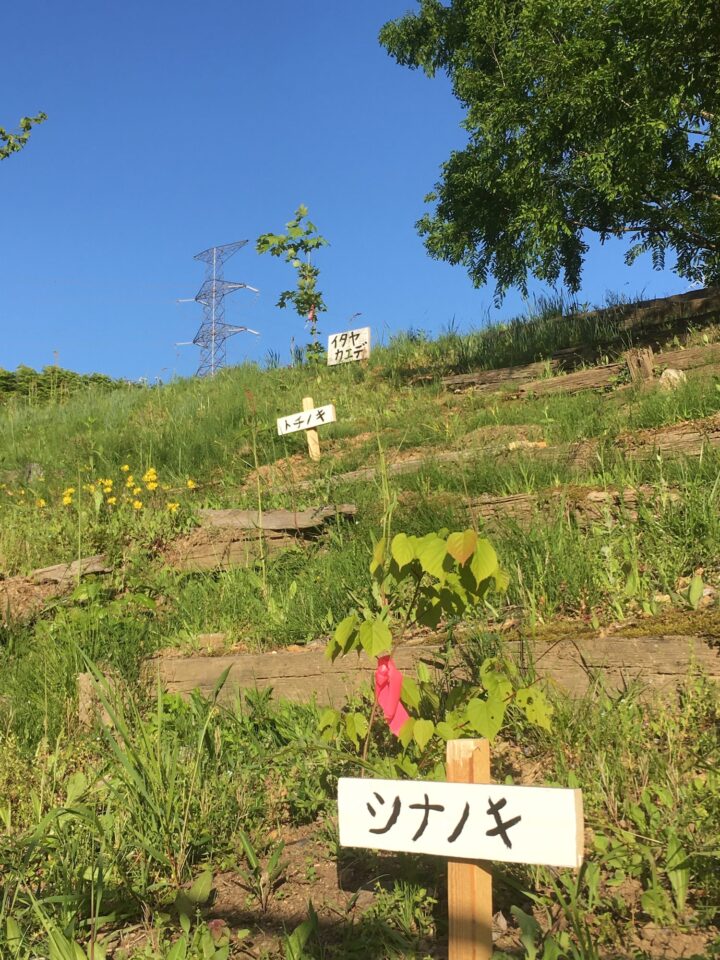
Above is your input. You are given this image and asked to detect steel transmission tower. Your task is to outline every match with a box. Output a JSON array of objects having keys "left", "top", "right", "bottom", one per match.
[{"left": 185, "top": 240, "right": 259, "bottom": 376}]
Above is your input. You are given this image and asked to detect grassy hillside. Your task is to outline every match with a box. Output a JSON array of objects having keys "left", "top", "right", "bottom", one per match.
[{"left": 0, "top": 302, "right": 718, "bottom": 959}]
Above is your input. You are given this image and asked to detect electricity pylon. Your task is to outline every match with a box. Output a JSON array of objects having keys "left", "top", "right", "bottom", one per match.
[{"left": 179, "top": 240, "right": 259, "bottom": 376}]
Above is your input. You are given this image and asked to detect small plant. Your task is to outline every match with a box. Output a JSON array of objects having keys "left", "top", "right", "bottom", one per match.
[
  {"left": 325, "top": 522, "right": 553, "bottom": 764},
  {"left": 256, "top": 205, "right": 328, "bottom": 361},
  {"left": 236, "top": 827, "right": 287, "bottom": 913}
]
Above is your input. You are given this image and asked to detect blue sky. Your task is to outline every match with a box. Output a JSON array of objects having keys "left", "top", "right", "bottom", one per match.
[{"left": 2, "top": 0, "right": 688, "bottom": 381}]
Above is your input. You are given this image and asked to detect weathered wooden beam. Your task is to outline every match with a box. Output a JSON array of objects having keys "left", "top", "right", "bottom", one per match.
[
  {"left": 443, "top": 337, "right": 720, "bottom": 397},
  {"left": 197, "top": 504, "right": 357, "bottom": 532},
  {"left": 141, "top": 631, "right": 720, "bottom": 708},
  {"left": 298, "top": 411, "right": 720, "bottom": 490},
  {"left": 466, "top": 484, "right": 680, "bottom": 530},
  {"left": 31, "top": 553, "right": 111, "bottom": 585}
]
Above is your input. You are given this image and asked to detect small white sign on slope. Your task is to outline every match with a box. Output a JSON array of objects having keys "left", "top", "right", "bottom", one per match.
[
  {"left": 276, "top": 404, "right": 337, "bottom": 437},
  {"left": 327, "top": 326, "right": 371, "bottom": 365},
  {"left": 338, "top": 776, "right": 584, "bottom": 868}
]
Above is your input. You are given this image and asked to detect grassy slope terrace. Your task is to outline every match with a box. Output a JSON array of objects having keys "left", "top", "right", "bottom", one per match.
[{"left": 0, "top": 296, "right": 718, "bottom": 959}]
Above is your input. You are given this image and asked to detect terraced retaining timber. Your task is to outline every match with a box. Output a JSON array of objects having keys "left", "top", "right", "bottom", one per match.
[
  {"left": 139, "top": 631, "right": 720, "bottom": 708},
  {"left": 166, "top": 503, "right": 357, "bottom": 572}
]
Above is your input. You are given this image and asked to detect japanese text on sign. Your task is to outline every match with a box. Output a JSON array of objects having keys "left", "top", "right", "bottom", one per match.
[
  {"left": 338, "top": 777, "right": 583, "bottom": 868},
  {"left": 276, "top": 404, "right": 337, "bottom": 437},
  {"left": 327, "top": 326, "right": 371, "bottom": 365}
]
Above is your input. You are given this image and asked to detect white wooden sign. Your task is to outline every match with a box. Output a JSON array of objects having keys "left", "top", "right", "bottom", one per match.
[
  {"left": 277, "top": 404, "right": 336, "bottom": 437},
  {"left": 338, "top": 777, "right": 584, "bottom": 868},
  {"left": 327, "top": 326, "right": 371, "bottom": 365}
]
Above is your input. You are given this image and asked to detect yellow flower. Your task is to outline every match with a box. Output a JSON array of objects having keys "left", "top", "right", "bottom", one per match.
[
  {"left": 145, "top": 481, "right": 159, "bottom": 491},
  {"left": 107, "top": 496, "right": 117, "bottom": 506},
  {"left": 83, "top": 483, "right": 96, "bottom": 494},
  {"left": 121, "top": 464, "right": 130, "bottom": 472},
  {"left": 63, "top": 487, "right": 76, "bottom": 496},
  {"left": 132, "top": 499, "right": 143, "bottom": 510},
  {"left": 62, "top": 495, "right": 73, "bottom": 506},
  {"left": 142, "top": 468, "right": 158, "bottom": 483},
  {"left": 166, "top": 502, "right": 180, "bottom": 513},
  {"left": 132, "top": 486, "right": 141, "bottom": 496},
  {"left": 125, "top": 475, "right": 135, "bottom": 488},
  {"left": 36, "top": 498, "right": 46, "bottom": 508},
  {"left": 186, "top": 479, "right": 197, "bottom": 490},
  {"left": 103, "top": 480, "right": 113, "bottom": 491}
]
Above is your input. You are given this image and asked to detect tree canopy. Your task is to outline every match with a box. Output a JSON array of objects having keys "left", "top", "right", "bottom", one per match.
[
  {"left": 1, "top": 112, "right": 47, "bottom": 162},
  {"left": 380, "top": 0, "right": 720, "bottom": 298}
]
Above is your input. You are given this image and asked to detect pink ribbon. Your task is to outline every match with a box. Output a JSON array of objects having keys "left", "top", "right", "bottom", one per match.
[{"left": 375, "top": 655, "right": 410, "bottom": 736}]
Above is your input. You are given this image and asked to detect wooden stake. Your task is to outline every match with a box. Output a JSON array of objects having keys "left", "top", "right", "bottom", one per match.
[
  {"left": 302, "top": 396, "right": 321, "bottom": 462},
  {"left": 447, "top": 739, "right": 493, "bottom": 960},
  {"left": 626, "top": 346, "right": 655, "bottom": 383}
]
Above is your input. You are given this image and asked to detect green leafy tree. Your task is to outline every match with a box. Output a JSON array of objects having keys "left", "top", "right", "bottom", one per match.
[
  {"left": 1, "top": 112, "right": 47, "bottom": 161},
  {"left": 256, "top": 205, "right": 328, "bottom": 360},
  {"left": 380, "top": 0, "right": 720, "bottom": 298}
]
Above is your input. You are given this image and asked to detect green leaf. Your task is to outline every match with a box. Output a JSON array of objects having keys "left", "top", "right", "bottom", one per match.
[
  {"left": 401, "top": 676, "right": 421, "bottom": 710},
  {"left": 166, "top": 937, "right": 188, "bottom": 960},
  {"left": 332, "top": 613, "right": 358, "bottom": 658},
  {"left": 447, "top": 529, "right": 477, "bottom": 565},
  {"left": 515, "top": 687, "right": 553, "bottom": 731},
  {"left": 465, "top": 695, "right": 506, "bottom": 740},
  {"left": 370, "top": 537, "right": 386, "bottom": 575},
  {"left": 416, "top": 533, "right": 447, "bottom": 579},
  {"left": 435, "top": 720, "right": 457, "bottom": 740},
  {"left": 470, "top": 539, "right": 498, "bottom": 586},
  {"left": 284, "top": 902, "right": 318, "bottom": 960},
  {"left": 413, "top": 718, "right": 435, "bottom": 751},
  {"left": 318, "top": 707, "right": 339, "bottom": 732},
  {"left": 357, "top": 618, "right": 392, "bottom": 656},
  {"left": 480, "top": 662, "right": 512, "bottom": 702},
  {"left": 65, "top": 770, "right": 88, "bottom": 805},
  {"left": 6, "top": 918, "right": 22, "bottom": 957},
  {"left": 345, "top": 711, "right": 369, "bottom": 747},
  {"left": 688, "top": 574, "right": 704, "bottom": 610},
  {"left": 510, "top": 907, "right": 540, "bottom": 960},
  {"left": 391, "top": 532, "right": 415, "bottom": 568},
  {"left": 187, "top": 869, "right": 213, "bottom": 905},
  {"left": 398, "top": 717, "right": 415, "bottom": 748}
]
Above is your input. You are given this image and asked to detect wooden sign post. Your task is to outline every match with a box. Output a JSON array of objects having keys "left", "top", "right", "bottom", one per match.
[
  {"left": 447, "top": 739, "right": 493, "bottom": 960},
  {"left": 338, "top": 739, "right": 583, "bottom": 959},
  {"left": 276, "top": 397, "right": 337, "bottom": 463}
]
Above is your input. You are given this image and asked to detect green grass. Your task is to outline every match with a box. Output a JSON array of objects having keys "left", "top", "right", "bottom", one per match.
[{"left": 0, "top": 302, "right": 719, "bottom": 957}]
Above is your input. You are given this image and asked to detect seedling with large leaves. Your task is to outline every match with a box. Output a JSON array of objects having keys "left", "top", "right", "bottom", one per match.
[{"left": 325, "top": 527, "right": 552, "bottom": 762}]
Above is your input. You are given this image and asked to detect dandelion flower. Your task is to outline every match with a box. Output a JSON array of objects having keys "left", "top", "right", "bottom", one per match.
[
  {"left": 121, "top": 464, "right": 130, "bottom": 472},
  {"left": 186, "top": 478, "right": 197, "bottom": 490},
  {"left": 125, "top": 476, "right": 135, "bottom": 488},
  {"left": 132, "top": 499, "right": 143, "bottom": 510},
  {"left": 145, "top": 481, "right": 158, "bottom": 491},
  {"left": 132, "top": 486, "right": 141, "bottom": 496},
  {"left": 107, "top": 496, "right": 117, "bottom": 505},
  {"left": 166, "top": 502, "right": 180, "bottom": 513},
  {"left": 36, "top": 498, "right": 46, "bottom": 508},
  {"left": 62, "top": 495, "right": 73, "bottom": 506},
  {"left": 142, "top": 468, "right": 158, "bottom": 483}
]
